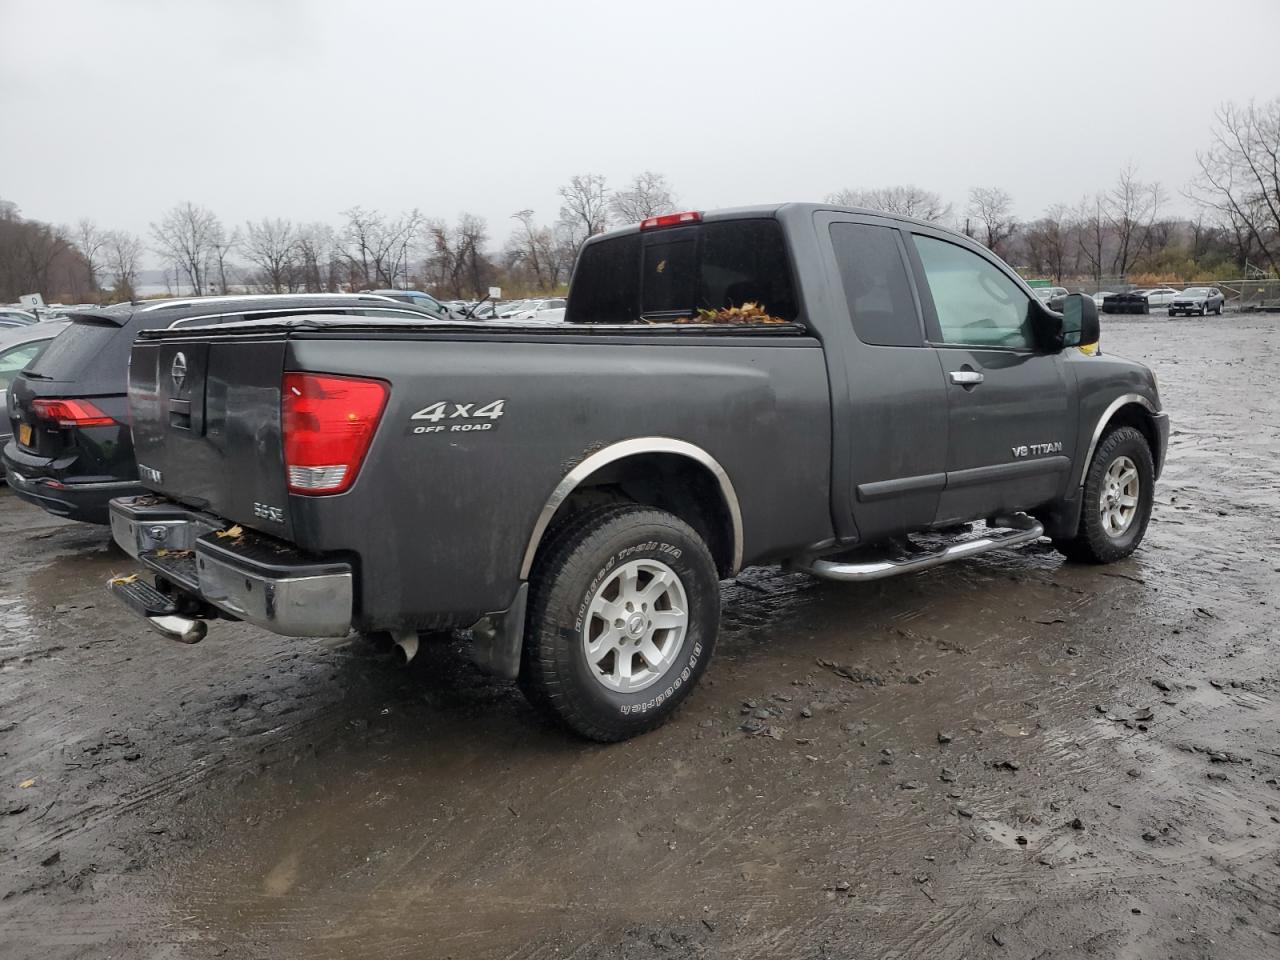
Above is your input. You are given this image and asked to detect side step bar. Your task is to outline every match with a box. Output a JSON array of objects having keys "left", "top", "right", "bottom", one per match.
[{"left": 795, "top": 514, "right": 1045, "bottom": 583}]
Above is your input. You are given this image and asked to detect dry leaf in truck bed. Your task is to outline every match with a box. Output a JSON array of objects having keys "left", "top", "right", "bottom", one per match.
[
  {"left": 215, "top": 525, "right": 244, "bottom": 539},
  {"left": 110, "top": 574, "right": 139, "bottom": 585},
  {"left": 677, "top": 302, "right": 789, "bottom": 325}
]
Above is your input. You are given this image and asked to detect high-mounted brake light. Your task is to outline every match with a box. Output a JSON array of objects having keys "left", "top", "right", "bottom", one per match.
[
  {"left": 282, "top": 372, "right": 388, "bottom": 495},
  {"left": 30, "top": 398, "right": 115, "bottom": 428},
  {"left": 640, "top": 210, "right": 702, "bottom": 230}
]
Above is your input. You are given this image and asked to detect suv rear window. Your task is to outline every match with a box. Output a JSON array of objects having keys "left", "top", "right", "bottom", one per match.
[
  {"left": 566, "top": 219, "right": 798, "bottom": 324},
  {"left": 24, "top": 317, "right": 129, "bottom": 383}
]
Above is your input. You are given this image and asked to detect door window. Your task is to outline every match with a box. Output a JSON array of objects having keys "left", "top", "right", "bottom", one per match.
[
  {"left": 913, "top": 235, "right": 1033, "bottom": 349},
  {"left": 829, "top": 222, "right": 921, "bottom": 347}
]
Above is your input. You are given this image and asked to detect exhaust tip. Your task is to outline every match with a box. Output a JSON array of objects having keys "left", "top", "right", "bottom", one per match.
[
  {"left": 146, "top": 614, "right": 207, "bottom": 645},
  {"left": 392, "top": 632, "right": 419, "bottom": 665}
]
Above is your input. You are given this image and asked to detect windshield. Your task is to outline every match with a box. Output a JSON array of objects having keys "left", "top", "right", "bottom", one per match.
[{"left": 1181, "top": 287, "right": 1209, "bottom": 296}]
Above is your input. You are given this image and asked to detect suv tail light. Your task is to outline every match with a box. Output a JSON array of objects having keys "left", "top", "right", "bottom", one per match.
[
  {"left": 30, "top": 398, "right": 115, "bottom": 427},
  {"left": 282, "top": 372, "right": 388, "bottom": 495}
]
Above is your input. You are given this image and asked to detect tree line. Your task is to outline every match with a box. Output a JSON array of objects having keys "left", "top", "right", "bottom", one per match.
[{"left": 2, "top": 99, "right": 1276, "bottom": 305}]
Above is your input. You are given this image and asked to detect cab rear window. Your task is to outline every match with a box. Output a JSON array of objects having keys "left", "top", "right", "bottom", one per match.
[{"left": 566, "top": 219, "right": 798, "bottom": 324}]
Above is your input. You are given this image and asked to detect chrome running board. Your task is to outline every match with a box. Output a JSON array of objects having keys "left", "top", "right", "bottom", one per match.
[{"left": 795, "top": 514, "right": 1045, "bottom": 583}]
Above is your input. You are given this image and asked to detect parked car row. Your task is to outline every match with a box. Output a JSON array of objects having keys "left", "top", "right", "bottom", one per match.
[{"left": 1100, "top": 286, "right": 1227, "bottom": 316}]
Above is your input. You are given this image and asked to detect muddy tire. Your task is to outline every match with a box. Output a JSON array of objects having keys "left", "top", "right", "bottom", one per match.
[
  {"left": 519, "top": 503, "right": 720, "bottom": 741},
  {"left": 1055, "top": 426, "right": 1154, "bottom": 564}
]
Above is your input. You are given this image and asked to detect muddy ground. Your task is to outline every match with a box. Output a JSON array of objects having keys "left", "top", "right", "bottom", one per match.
[{"left": 1, "top": 316, "right": 1278, "bottom": 959}]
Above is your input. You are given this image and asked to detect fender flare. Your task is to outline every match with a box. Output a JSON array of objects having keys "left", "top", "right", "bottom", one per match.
[
  {"left": 518, "top": 437, "right": 744, "bottom": 580},
  {"left": 1079, "top": 393, "right": 1158, "bottom": 487}
]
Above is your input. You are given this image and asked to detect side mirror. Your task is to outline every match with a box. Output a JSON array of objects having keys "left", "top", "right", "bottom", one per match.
[{"left": 1061, "top": 293, "right": 1100, "bottom": 350}]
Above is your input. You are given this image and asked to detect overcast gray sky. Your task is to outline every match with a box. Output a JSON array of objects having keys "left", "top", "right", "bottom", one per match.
[{"left": 2, "top": 0, "right": 1277, "bottom": 252}]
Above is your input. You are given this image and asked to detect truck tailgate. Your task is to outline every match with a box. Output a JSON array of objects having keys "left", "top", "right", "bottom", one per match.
[{"left": 129, "top": 335, "right": 294, "bottom": 539}]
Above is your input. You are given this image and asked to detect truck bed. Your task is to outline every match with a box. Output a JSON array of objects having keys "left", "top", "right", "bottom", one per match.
[{"left": 127, "top": 315, "right": 833, "bottom": 632}]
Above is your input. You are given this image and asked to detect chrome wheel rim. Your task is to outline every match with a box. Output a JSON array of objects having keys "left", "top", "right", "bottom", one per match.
[
  {"left": 582, "top": 559, "right": 687, "bottom": 693},
  {"left": 1100, "top": 455, "right": 1140, "bottom": 537}
]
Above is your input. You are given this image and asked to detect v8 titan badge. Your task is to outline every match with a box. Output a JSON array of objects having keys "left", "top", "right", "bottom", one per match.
[{"left": 409, "top": 399, "right": 506, "bottom": 435}]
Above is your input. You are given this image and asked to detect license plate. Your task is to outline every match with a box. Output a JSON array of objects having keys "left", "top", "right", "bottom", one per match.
[{"left": 18, "top": 423, "right": 32, "bottom": 447}]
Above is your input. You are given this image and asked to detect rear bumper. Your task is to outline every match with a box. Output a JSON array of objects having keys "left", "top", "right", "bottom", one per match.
[
  {"left": 109, "top": 496, "right": 353, "bottom": 638},
  {"left": 3, "top": 442, "right": 140, "bottom": 524}
]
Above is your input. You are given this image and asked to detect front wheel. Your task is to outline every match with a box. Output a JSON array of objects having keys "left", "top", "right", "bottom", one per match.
[
  {"left": 1055, "top": 425, "right": 1155, "bottom": 564},
  {"left": 519, "top": 504, "right": 720, "bottom": 741}
]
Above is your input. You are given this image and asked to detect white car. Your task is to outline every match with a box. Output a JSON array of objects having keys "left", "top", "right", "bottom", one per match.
[
  {"left": 1034, "top": 286, "right": 1068, "bottom": 304},
  {"left": 502, "top": 298, "right": 567, "bottom": 321},
  {"left": 1092, "top": 292, "right": 1113, "bottom": 309},
  {"left": 1140, "top": 287, "right": 1180, "bottom": 307}
]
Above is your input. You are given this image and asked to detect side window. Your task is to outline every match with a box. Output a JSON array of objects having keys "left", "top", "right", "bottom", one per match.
[
  {"left": 565, "top": 233, "right": 640, "bottom": 323},
  {"left": 0, "top": 341, "right": 48, "bottom": 389},
  {"left": 828, "top": 222, "right": 921, "bottom": 347},
  {"left": 913, "top": 235, "right": 1033, "bottom": 349}
]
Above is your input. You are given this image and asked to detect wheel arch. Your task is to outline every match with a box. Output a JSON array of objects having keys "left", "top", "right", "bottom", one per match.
[
  {"left": 519, "top": 438, "right": 744, "bottom": 581},
  {"left": 1082, "top": 394, "right": 1160, "bottom": 485}
]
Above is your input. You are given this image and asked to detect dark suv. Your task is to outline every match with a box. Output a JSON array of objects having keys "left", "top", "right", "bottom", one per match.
[{"left": 3, "top": 294, "right": 438, "bottom": 523}]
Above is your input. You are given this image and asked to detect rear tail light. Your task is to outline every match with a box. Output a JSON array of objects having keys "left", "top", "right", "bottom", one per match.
[
  {"left": 282, "top": 372, "right": 388, "bottom": 495},
  {"left": 640, "top": 210, "right": 701, "bottom": 230},
  {"left": 30, "top": 398, "right": 115, "bottom": 427}
]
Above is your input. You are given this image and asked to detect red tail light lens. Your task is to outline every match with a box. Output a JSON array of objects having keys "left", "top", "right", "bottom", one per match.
[
  {"left": 640, "top": 210, "right": 702, "bottom": 230},
  {"left": 30, "top": 398, "right": 115, "bottom": 427},
  {"left": 282, "top": 373, "right": 388, "bottom": 495}
]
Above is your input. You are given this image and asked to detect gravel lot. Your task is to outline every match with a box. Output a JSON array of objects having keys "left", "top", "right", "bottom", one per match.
[{"left": 1, "top": 315, "right": 1278, "bottom": 960}]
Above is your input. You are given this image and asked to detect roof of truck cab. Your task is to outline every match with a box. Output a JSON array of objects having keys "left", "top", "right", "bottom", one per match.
[{"left": 585, "top": 201, "right": 971, "bottom": 246}]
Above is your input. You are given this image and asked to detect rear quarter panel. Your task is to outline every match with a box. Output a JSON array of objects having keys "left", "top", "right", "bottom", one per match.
[{"left": 284, "top": 334, "right": 833, "bottom": 629}]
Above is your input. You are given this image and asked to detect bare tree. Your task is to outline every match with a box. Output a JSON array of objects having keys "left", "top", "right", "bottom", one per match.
[
  {"left": 1072, "top": 194, "right": 1108, "bottom": 284},
  {"left": 295, "top": 222, "right": 336, "bottom": 292},
  {"left": 509, "top": 209, "right": 549, "bottom": 290},
  {"left": 104, "top": 230, "right": 143, "bottom": 301},
  {"left": 826, "top": 185, "right": 952, "bottom": 222},
  {"left": 425, "top": 213, "right": 492, "bottom": 298},
  {"left": 243, "top": 218, "right": 299, "bottom": 292},
  {"left": 966, "top": 187, "right": 1018, "bottom": 259},
  {"left": 1189, "top": 98, "right": 1280, "bottom": 276},
  {"left": 609, "top": 171, "right": 677, "bottom": 223},
  {"left": 557, "top": 173, "right": 610, "bottom": 251},
  {"left": 1105, "top": 164, "right": 1162, "bottom": 277},
  {"left": 0, "top": 203, "right": 84, "bottom": 301},
  {"left": 210, "top": 225, "right": 240, "bottom": 294},
  {"left": 339, "top": 207, "right": 424, "bottom": 289},
  {"left": 151, "top": 202, "right": 223, "bottom": 295},
  {"left": 72, "top": 219, "right": 108, "bottom": 296},
  {"left": 1023, "top": 204, "right": 1073, "bottom": 281}
]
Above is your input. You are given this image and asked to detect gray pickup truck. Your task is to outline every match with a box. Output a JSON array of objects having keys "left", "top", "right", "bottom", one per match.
[{"left": 107, "top": 203, "right": 1168, "bottom": 741}]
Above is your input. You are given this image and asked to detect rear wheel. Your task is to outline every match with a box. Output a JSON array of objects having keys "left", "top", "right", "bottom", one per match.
[
  {"left": 1214, "top": 303, "right": 1223, "bottom": 315},
  {"left": 1055, "top": 426, "right": 1154, "bottom": 564},
  {"left": 519, "top": 503, "right": 720, "bottom": 741}
]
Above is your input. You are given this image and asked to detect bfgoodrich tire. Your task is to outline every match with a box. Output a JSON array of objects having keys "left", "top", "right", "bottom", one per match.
[
  {"left": 519, "top": 504, "right": 720, "bottom": 741},
  {"left": 1055, "top": 426, "right": 1155, "bottom": 564}
]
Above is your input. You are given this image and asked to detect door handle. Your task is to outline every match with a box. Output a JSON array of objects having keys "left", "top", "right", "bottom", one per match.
[{"left": 949, "top": 370, "right": 984, "bottom": 385}]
